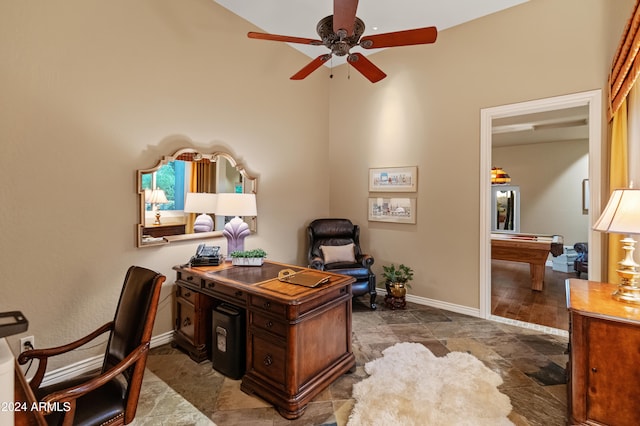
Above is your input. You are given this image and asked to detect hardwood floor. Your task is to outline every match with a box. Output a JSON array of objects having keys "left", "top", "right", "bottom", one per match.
[{"left": 491, "top": 259, "right": 574, "bottom": 331}]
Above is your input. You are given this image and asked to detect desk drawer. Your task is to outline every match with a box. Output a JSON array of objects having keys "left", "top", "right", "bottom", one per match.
[
  {"left": 250, "top": 295, "right": 287, "bottom": 317},
  {"left": 177, "top": 271, "right": 201, "bottom": 287},
  {"left": 175, "top": 299, "right": 196, "bottom": 342},
  {"left": 251, "top": 312, "right": 287, "bottom": 337},
  {"left": 202, "top": 279, "right": 247, "bottom": 303},
  {"left": 250, "top": 334, "right": 286, "bottom": 388},
  {"left": 177, "top": 285, "right": 197, "bottom": 304}
]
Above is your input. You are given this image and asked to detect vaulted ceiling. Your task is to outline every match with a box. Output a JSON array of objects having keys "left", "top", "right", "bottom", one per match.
[
  {"left": 214, "top": 0, "right": 529, "bottom": 64},
  {"left": 213, "top": 0, "right": 588, "bottom": 145}
]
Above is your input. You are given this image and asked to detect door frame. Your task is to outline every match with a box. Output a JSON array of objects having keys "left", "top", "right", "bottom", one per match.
[{"left": 479, "top": 90, "right": 603, "bottom": 319}]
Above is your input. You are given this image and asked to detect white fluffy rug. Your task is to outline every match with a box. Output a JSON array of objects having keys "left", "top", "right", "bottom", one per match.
[{"left": 348, "top": 342, "right": 514, "bottom": 426}]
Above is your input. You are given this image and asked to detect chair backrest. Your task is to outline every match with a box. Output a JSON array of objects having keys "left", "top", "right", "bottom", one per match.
[
  {"left": 307, "top": 218, "right": 362, "bottom": 261},
  {"left": 103, "top": 265, "right": 165, "bottom": 418}
]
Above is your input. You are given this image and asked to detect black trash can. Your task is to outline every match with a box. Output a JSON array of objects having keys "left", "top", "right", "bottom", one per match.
[{"left": 211, "top": 303, "right": 246, "bottom": 379}]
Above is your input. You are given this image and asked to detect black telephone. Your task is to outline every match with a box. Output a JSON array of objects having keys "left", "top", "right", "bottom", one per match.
[{"left": 190, "top": 244, "right": 221, "bottom": 266}]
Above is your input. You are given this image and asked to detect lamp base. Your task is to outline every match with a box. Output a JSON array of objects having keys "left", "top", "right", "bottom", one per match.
[
  {"left": 613, "top": 268, "right": 640, "bottom": 304},
  {"left": 612, "top": 237, "right": 640, "bottom": 304},
  {"left": 612, "top": 284, "right": 640, "bottom": 304},
  {"left": 223, "top": 216, "right": 251, "bottom": 260}
]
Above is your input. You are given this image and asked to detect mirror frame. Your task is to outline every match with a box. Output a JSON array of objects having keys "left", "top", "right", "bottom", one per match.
[{"left": 136, "top": 148, "right": 257, "bottom": 247}]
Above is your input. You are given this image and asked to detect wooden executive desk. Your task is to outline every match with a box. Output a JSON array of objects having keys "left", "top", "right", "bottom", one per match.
[{"left": 173, "top": 261, "right": 355, "bottom": 420}]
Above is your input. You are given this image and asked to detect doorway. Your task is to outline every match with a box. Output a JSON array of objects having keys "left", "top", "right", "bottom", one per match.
[{"left": 479, "top": 90, "right": 603, "bottom": 326}]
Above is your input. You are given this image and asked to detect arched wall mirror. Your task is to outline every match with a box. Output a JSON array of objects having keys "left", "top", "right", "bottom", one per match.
[{"left": 137, "top": 148, "right": 257, "bottom": 247}]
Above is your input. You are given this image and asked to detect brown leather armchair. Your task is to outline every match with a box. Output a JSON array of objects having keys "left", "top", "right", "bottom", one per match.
[
  {"left": 307, "top": 218, "right": 377, "bottom": 309},
  {"left": 18, "top": 266, "right": 166, "bottom": 426}
]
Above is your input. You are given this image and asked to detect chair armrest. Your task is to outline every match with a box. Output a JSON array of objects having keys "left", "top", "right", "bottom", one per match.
[
  {"left": 309, "top": 256, "right": 325, "bottom": 270},
  {"left": 18, "top": 321, "right": 114, "bottom": 391},
  {"left": 39, "top": 343, "right": 150, "bottom": 417},
  {"left": 359, "top": 254, "right": 374, "bottom": 268}
]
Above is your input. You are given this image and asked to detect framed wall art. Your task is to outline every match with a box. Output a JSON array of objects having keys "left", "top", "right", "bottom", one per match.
[
  {"left": 368, "top": 197, "right": 417, "bottom": 224},
  {"left": 368, "top": 166, "right": 417, "bottom": 192}
]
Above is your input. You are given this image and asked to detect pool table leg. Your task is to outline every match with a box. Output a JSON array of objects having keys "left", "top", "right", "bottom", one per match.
[{"left": 530, "top": 262, "right": 545, "bottom": 291}]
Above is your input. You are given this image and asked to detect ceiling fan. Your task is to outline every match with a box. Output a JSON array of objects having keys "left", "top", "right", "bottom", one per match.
[{"left": 247, "top": 0, "right": 438, "bottom": 83}]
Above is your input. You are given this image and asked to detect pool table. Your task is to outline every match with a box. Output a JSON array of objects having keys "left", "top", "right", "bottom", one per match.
[{"left": 491, "top": 233, "right": 563, "bottom": 291}]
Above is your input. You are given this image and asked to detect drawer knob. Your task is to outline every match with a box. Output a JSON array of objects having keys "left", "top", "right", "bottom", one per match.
[
  {"left": 263, "top": 355, "right": 273, "bottom": 366},
  {"left": 591, "top": 367, "right": 598, "bottom": 373},
  {"left": 235, "top": 290, "right": 243, "bottom": 297},
  {"left": 207, "top": 282, "right": 215, "bottom": 289},
  {"left": 184, "top": 291, "right": 191, "bottom": 297},
  {"left": 266, "top": 320, "right": 273, "bottom": 328},
  {"left": 183, "top": 317, "right": 192, "bottom": 327},
  {"left": 263, "top": 301, "right": 271, "bottom": 309},
  {"left": 186, "top": 276, "right": 193, "bottom": 281}
]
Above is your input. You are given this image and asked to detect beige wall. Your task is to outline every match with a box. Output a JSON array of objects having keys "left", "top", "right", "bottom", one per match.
[
  {"left": 0, "top": 0, "right": 634, "bottom": 365},
  {"left": 0, "top": 0, "right": 330, "bottom": 363},
  {"left": 328, "top": 0, "right": 634, "bottom": 307},
  {"left": 493, "top": 139, "right": 590, "bottom": 245}
]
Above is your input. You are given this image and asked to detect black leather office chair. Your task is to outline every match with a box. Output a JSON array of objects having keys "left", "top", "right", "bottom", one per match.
[
  {"left": 307, "top": 218, "right": 377, "bottom": 309},
  {"left": 18, "top": 266, "right": 166, "bottom": 426}
]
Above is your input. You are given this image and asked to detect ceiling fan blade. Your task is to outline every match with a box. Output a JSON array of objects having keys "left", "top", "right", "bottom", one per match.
[
  {"left": 333, "top": 0, "right": 359, "bottom": 37},
  {"left": 347, "top": 53, "right": 386, "bottom": 83},
  {"left": 291, "top": 54, "right": 332, "bottom": 80},
  {"left": 360, "top": 26, "right": 438, "bottom": 49},
  {"left": 248, "top": 31, "right": 322, "bottom": 46}
]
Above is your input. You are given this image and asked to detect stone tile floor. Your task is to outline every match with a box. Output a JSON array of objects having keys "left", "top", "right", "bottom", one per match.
[{"left": 138, "top": 299, "right": 568, "bottom": 425}]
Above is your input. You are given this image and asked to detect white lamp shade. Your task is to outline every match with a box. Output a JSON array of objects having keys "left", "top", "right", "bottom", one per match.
[
  {"left": 184, "top": 192, "right": 217, "bottom": 213},
  {"left": 593, "top": 189, "right": 640, "bottom": 234},
  {"left": 216, "top": 193, "right": 257, "bottom": 217},
  {"left": 147, "top": 189, "right": 168, "bottom": 204}
]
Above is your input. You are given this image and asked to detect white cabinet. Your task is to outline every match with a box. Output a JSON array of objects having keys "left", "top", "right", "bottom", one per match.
[{"left": 492, "top": 185, "right": 520, "bottom": 232}]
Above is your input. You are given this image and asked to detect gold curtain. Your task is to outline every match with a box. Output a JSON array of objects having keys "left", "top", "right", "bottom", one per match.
[
  {"left": 607, "top": 99, "right": 630, "bottom": 281},
  {"left": 609, "top": 0, "right": 640, "bottom": 119}
]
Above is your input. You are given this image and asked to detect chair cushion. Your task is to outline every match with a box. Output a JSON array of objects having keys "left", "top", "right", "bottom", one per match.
[
  {"left": 39, "top": 375, "right": 127, "bottom": 426},
  {"left": 320, "top": 243, "right": 356, "bottom": 264},
  {"left": 325, "top": 264, "right": 370, "bottom": 280}
]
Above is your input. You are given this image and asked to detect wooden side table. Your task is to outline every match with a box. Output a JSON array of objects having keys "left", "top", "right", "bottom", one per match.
[{"left": 566, "top": 278, "right": 640, "bottom": 426}]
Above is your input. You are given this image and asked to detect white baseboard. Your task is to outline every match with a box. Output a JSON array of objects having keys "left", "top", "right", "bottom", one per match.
[
  {"left": 374, "top": 288, "right": 481, "bottom": 318},
  {"left": 40, "top": 331, "right": 174, "bottom": 387}
]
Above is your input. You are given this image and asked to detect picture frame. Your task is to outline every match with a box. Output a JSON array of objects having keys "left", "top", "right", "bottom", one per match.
[
  {"left": 582, "top": 179, "right": 589, "bottom": 214},
  {"left": 369, "top": 166, "right": 417, "bottom": 192},
  {"left": 368, "top": 197, "right": 417, "bottom": 224}
]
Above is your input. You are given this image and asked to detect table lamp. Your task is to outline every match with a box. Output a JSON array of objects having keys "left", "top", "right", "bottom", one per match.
[
  {"left": 147, "top": 189, "right": 169, "bottom": 225},
  {"left": 215, "top": 193, "right": 257, "bottom": 259},
  {"left": 184, "top": 193, "right": 217, "bottom": 232},
  {"left": 593, "top": 188, "right": 640, "bottom": 304}
]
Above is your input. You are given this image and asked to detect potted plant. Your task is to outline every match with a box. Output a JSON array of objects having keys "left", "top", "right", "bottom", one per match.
[
  {"left": 230, "top": 248, "right": 267, "bottom": 266},
  {"left": 382, "top": 263, "right": 414, "bottom": 298}
]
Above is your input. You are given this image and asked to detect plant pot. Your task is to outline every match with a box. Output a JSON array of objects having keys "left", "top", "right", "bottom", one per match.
[
  {"left": 389, "top": 283, "right": 406, "bottom": 298},
  {"left": 231, "top": 257, "right": 265, "bottom": 266}
]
